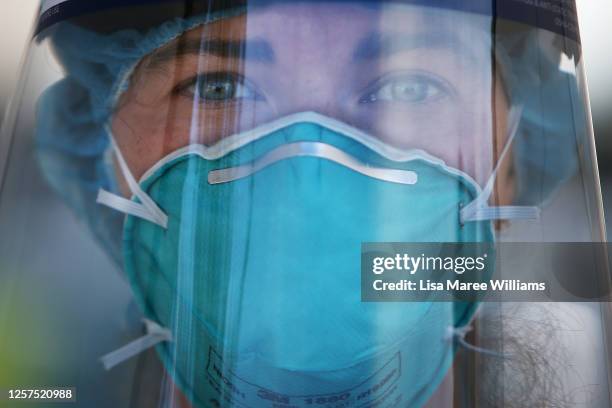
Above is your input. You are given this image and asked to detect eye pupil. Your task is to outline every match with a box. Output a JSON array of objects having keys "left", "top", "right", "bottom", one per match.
[
  {"left": 181, "top": 73, "right": 261, "bottom": 104},
  {"left": 360, "top": 75, "right": 444, "bottom": 105},
  {"left": 393, "top": 81, "right": 428, "bottom": 101},
  {"left": 202, "top": 81, "right": 235, "bottom": 100}
]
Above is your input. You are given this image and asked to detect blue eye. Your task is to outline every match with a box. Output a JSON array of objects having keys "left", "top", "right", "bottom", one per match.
[
  {"left": 182, "top": 73, "right": 262, "bottom": 103},
  {"left": 361, "top": 74, "right": 447, "bottom": 104}
]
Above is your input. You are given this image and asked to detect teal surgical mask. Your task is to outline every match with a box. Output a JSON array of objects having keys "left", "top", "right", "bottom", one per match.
[{"left": 98, "top": 110, "right": 537, "bottom": 407}]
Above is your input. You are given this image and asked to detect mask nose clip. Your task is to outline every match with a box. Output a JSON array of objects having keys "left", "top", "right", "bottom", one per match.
[{"left": 208, "top": 142, "right": 419, "bottom": 186}]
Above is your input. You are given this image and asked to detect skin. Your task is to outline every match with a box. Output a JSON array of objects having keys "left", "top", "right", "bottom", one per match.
[
  {"left": 112, "top": 3, "right": 514, "bottom": 206},
  {"left": 110, "top": 3, "right": 515, "bottom": 407}
]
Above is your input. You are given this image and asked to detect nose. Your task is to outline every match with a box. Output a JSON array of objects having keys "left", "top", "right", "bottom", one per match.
[
  {"left": 270, "top": 24, "right": 348, "bottom": 117},
  {"left": 290, "top": 78, "right": 337, "bottom": 115}
]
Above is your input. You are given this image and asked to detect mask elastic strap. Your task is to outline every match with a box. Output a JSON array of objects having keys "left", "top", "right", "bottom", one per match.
[
  {"left": 96, "top": 136, "right": 168, "bottom": 228},
  {"left": 461, "top": 106, "right": 540, "bottom": 224},
  {"left": 100, "top": 319, "right": 172, "bottom": 370},
  {"left": 446, "top": 324, "right": 511, "bottom": 359}
]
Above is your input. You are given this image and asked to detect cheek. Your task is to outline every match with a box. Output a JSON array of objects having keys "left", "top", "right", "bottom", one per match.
[
  {"left": 365, "top": 105, "right": 460, "bottom": 154},
  {"left": 355, "top": 101, "right": 490, "bottom": 183},
  {"left": 111, "top": 98, "right": 194, "bottom": 180}
]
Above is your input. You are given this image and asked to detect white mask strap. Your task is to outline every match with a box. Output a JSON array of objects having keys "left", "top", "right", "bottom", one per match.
[
  {"left": 96, "top": 136, "right": 168, "bottom": 228},
  {"left": 100, "top": 319, "right": 172, "bottom": 370},
  {"left": 461, "top": 105, "right": 540, "bottom": 223},
  {"left": 446, "top": 324, "right": 511, "bottom": 359},
  {"left": 445, "top": 305, "right": 512, "bottom": 359}
]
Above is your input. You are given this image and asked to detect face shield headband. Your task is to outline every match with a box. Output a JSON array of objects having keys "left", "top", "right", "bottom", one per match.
[{"left": 36, "top": 0, "right": 580, "bottom": 43}]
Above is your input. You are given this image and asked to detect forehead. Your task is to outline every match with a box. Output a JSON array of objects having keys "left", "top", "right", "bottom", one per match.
[{"left": 179, "top": 3, "right": 491, "bottom": 53}]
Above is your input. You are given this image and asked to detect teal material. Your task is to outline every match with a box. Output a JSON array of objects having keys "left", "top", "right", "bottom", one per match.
[{"left": 122, "top": 123, "right": 493, "bottom": 407}]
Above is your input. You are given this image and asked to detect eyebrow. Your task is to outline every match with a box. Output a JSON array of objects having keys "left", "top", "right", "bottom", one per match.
[
  {"left": 352, "top": 31, "right": 479, "bottom": 62},
  {"left": 147, "top": 38, "right": 276, "bottom": 67}
]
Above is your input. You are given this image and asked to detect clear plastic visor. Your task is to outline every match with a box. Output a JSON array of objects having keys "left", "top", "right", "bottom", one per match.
[{"left": 0, "top": 1, "right": 610, "bottom": 408}]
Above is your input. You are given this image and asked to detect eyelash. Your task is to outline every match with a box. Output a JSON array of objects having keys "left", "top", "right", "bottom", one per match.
[
  {"left": 174, "top": 70, "right": 452, "bottom": 107},
  {"left": 359, "top": 72, "right": 453, "bottom": 105},
  {"left": 174, "top": 72, "right": 263, "bottom": 104}
]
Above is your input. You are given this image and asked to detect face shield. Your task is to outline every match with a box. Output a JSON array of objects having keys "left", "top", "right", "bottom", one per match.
[{"left": 1, "top": 0, "right": 611, "bottom": 407}]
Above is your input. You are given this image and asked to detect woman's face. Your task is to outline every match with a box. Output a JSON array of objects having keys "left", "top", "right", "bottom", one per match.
[
  {"left": 112, "top": 2, "right": 514, "bottom": 204},
  {"left": 108, "top": 5, "right": 514, "bottom": 406}
]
